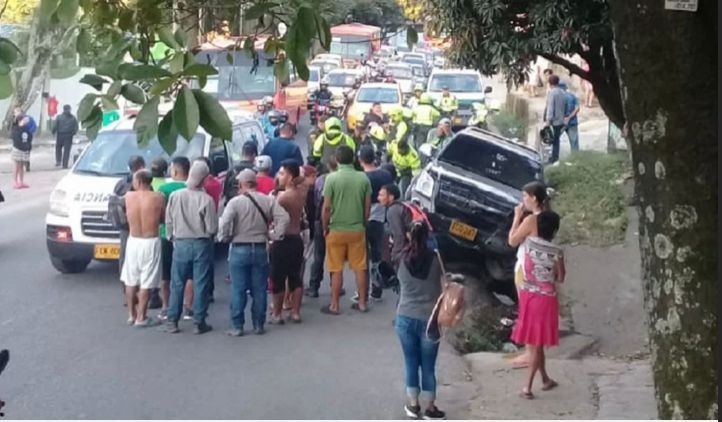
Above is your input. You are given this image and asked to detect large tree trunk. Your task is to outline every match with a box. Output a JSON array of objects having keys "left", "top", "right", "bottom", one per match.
[{"left": 607, "top": 1, "right": 717, "bottom": 419}]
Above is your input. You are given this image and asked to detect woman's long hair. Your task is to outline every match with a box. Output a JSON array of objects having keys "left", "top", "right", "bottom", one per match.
[{"left": 403, "top": 221, "right": 430, "bottom": 267}]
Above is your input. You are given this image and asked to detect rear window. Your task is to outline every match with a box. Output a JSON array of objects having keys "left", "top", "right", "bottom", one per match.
[
  {"left": 74, "top": 131, "right": 206, "bottom": 177},
  {"left": 309, "top": 68, "right": 320, "bottom": 82},
  {"left": 328, "top": 73, "right": 357, "bottom": 87},
  {"left": 429, "top": 74, "right": 482, "bottom": 92},
  {"left": 357, "top": 87, "right": 399, "bottom": 104},
  {"left": 386, "top": 67, "right": 412, "bottom": 79},
  {"left": 438, "top": 134, "right": 542, "bottom": 190}
]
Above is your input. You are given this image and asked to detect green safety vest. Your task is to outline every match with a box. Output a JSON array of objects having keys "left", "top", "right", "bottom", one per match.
[
  {"left": 412, "top": 104, "right": 440, "bottom": 126},
  {"left": 438, "top": 95, "right": 458, "bottom": 112}
]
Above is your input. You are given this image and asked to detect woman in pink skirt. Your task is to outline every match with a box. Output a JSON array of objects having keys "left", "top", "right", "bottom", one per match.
[{"left": 510, "top": 210, "right": 565, "bottom": 399}]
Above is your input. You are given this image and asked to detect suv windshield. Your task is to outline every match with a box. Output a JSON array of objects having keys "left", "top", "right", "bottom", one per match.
[
  {"left": 438, "top": 134, "right": 542, "bottom": 190},
  {"left": 429, "top": 74, "right": 482, "bottom": 92},
  {"left": 74, "top": 130, "right": 206, "bottom": 177},
  {"left": 387, "top": 67, "right": 412, "bottom": 79},
  {"left": 194, "top": 50, "right": 278, "bottom": 100},
  {"left": 356, "top": 87, "right": 399, "bottom": 103}
]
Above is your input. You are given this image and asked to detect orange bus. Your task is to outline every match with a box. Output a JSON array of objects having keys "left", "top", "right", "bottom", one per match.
[
  {"left": 193, "top": 37, "right": 308, "bottom": 124},
  {"left": 329, "top": 23, "right": 382, "bottom": 67}
]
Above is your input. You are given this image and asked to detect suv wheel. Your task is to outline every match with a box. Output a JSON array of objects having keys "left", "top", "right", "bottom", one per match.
[{"left": 50, "top": 257, "right": 90, "bottom": 274}]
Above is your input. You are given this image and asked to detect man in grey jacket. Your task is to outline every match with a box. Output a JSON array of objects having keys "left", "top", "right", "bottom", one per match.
[
  {"left": 544, "top": 74, "right": 566, "bottom": 164},
  {"left": 52, "top": 105, "right": 78, "bottom": 169},
  {"left": 164, "top": 161, "right": 218, "bottom": 334},
  {"left": 219, "top": 169, "right": 289, "bottom": 336}
]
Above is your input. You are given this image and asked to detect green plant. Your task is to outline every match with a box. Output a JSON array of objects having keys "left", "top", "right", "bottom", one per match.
[
  {"left": 489, "top": 110, "right": 527, "bottom": 140},
  {"left": 451, "top": 305, "right": 515, "bottom": 354},
  {"left": 545, "top": 151, "right": 630, "bottom": 247}
]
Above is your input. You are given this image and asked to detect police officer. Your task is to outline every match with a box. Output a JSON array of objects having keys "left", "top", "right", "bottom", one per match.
[
  {"left": 406, "top": 83, "right": 425, "bottom": 109},
  {"left": 364, "top": 123, "right": 388, "bottom": 162},
  {"left": 411, "top": 93, "right": 440, "bottom": 148},
  {"left": 388, "top": 107, "right": 411, "bottom": 151},
  {"left": 436, "top": 85, "right": 459, "bottom": 119},
  {"left": 310, "top": 116, "right": 356, "bottom": 174},
  {"left": 388, "top": 139, "right": 421, "bottom": 199}
]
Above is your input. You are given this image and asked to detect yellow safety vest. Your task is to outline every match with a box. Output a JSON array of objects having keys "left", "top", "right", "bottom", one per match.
[
  {"left": 390, "top": 145, "right": 421, "bottom": 175},
  {"left": 412, "top": 104, "right": 440, "bottom": 126},
  {"left": 438, "top": 95, "right": 458, "bottom": 112}
]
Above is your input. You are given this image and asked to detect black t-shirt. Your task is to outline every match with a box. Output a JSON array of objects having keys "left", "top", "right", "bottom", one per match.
[
  {"left": 365, "top": 168, "right": 394, "bottom": 204},
  {"left": 223, "top": 160, "right": 255, "bottom": 202},
  {"left": 363, "top": 112, "right": 388, "bottom": 128},
  {"left": 11, "top": 117, "right": 34, "bottom": 151}
]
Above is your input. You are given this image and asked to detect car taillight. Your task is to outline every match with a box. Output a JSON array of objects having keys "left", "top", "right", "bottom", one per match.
[{"left": 48, "top": 225, "right": 73, "bottom": 242}]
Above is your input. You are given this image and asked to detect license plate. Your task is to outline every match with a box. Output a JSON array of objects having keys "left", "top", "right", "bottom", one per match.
[
  {"left": 94, "top": 244, "right": 120, "bottom": 260},
  {"left": 449, "top": 220, "right": 478, "bottom": 242}
]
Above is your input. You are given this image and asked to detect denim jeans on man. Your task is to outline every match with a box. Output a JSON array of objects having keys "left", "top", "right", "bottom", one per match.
[
  {"left": 550, "top": 125, "right": 564, "bottom": 163},
  {"left": 168, "top": 238, "right": 213, "bottom": 324},
  {"left": 395, "top": 314, "right": 440, "bottom": 402},
  {"left": 229, "top": 243, "right": 269, "bottom": 330},
  {"left": 308, "top": 220, "right": 326, "bottom": 292},
  {"left": 564, "top": 125, "right": 579, "bottom": 152},
  {"left": 366, "top": 220, "right": 385, "bottom": 298}
]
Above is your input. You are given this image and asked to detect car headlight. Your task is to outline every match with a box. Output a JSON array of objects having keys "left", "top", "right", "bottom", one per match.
[
  {"left": 49, "top": 189, "right": 69, "bottom": 217},
  {"left": 414, "top": 170, "right": 435, "bottom": 198}
]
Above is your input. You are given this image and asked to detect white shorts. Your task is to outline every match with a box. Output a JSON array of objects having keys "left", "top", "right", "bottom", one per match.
[{"left": 121, "top": 236, "right": 161, "bottom": 290}]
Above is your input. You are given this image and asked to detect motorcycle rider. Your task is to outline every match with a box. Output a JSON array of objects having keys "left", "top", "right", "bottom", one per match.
[
  {"left": 411, "top": 93, "right": 440, "bottom": 148},
  {"left": 406, "top": 83, "right": 425, "bottom": 109},
  {"left": 314, "top": 76, "right": 334, "bottom": 103},
  {"left": 388, "top": 138, "right": 421, "bottom": 198},
  {"left": 388, "top": 107, "right": 411, "bottom": 151},
  {"left": 263, "top": 110, "right": 282, "bottom": 139},
  {"left": 427, "top": 117, "right": 454, "bottom": 148},
  {"left": 310, "top": 116, "right": 356, "bottom": 174},
  {"left": 436, "top": 85, "right": 459, "bottom": 119},
  {"left": 255, "top": 95, "right": 274, "bottom": 128}
]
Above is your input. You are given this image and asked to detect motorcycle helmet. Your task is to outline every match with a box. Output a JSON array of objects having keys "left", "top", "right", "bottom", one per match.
[
  {"left": 389, "top": 107, "right": 403, "bottom": 121},
  {"left": 419, "top": 93, "right": 433, "bottom": 105},
  {"left": 369, "top": 125, "right": 386, "bottom": 142},
  {"left": 268, "top": 109, "right": 281, "bottom": 125},
  {"left": 324, "top": 116, "right": 343, "bottom": 133},
  {"left": 262, "top": 95, "right": 274, "bottom": 106},
  {"left": 278, "top": 109, "right": 289, "bottom": 123},
  {"left": 414, "top": 83, "right": 424, "bottom": 92},
  {"left": 320, "top": 76, "right": 330, "bottom": 88}
]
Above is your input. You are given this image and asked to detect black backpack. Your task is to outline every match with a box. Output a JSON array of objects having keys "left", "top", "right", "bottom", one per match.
[{"left": 107, "top": 178, "right": 131, "bottom": 230}]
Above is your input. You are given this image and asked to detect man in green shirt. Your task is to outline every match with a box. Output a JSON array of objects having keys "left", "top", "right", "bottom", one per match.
[
  {"left": 157, "top": 156, "right": 190, "bottom": 320},
  {"left": 150, "top": 158, "right": 169, "bottom": 192},
  {"left": 322, "top": 145, "right": 372, "bottom": 314}
]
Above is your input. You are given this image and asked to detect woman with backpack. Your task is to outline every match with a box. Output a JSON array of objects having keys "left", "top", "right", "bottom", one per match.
[
  {"left": 10, "top": 107, "right": 36, "bottom": 189},
  {"left": 395, "top": 221, "right": 446, "bottom": 420}
]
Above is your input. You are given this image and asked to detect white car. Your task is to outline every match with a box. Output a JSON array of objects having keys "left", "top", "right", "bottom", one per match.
[
  {"left": 45, "top": 115, "right": 266, "bottom": 274},
  {"left": 426, "top": 68, "right": 492, "bottom": 126},
  {"left": 308, "top": 66, "right": 321, "bottom": 95},
  {"left": 325, "top": 68, "right": 363, "bottom": 98},
  {"left": 313, "top": 53, "right": 343, "bottom": 68},
  {"left": 384, "top": 62, "right": 414, "bottom": 97}
]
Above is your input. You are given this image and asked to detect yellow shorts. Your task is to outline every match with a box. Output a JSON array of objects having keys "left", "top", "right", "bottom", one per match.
[{"left": 326, "top": 231, "right": 367, "bottom": 273}]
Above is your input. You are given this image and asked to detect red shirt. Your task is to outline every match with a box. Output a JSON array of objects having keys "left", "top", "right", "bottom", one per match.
[
  {"left": 257, "top": 175, "right": 276, "bottom": 195},
  {"left": 203, "top": 175, "right": 223, "bottom": 210}
]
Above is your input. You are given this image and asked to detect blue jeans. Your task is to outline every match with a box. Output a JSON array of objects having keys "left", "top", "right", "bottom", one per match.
[
  {"left": 229, "top": 243, "right": 269, "bottom": 330},
  {"left": 565, "top": 125, "right": 579, "bottom": 152},
  {"left": 168, "top": 239, "right": 213, "bottom": 324},
  {"left": 395, "top": 314, "right": 440, "bottom": 402},
  {"left": 550, "top": 124, "right": 564, "bottom": 163}
]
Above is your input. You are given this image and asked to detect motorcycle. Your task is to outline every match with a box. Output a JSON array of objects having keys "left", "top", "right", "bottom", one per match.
[{"left": 309, "top": 98, "right": 331, "bottom": 126}]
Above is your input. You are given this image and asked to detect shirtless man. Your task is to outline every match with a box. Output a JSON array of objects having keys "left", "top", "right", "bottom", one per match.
[
  {"left": 270, "top": 160, "right": 308, "bottom": 323},
  {"left": 122, "top": 170, "right": 165, "bottom": 327}
]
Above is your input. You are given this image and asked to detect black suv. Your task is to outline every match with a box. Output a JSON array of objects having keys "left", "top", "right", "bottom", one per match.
[{"left": 408, "top": 127, "right": 544, "bottom": 286}]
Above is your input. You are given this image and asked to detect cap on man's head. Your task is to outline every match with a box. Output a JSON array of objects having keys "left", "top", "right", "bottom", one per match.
[
  {"left": 236, "top": 168, "right": 257, "bottom": 184},
  {"left": 254, "top": 155, "right": 272, "bottom": 172}
]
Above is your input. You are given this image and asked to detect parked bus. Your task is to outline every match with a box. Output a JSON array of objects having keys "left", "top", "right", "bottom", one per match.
[
  {"left": 329, "top": 23, "right": 382, "bottom": 67},
  {"left": 193, "top": 36, "right": 308, "bottom": 123}
]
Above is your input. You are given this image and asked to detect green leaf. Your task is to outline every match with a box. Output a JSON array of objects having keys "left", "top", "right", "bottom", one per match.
[
  {"left": 96, "top": 59, "right": 122, "bottom": 79},
  {"left": 297, "top": 6, "right": 316, "bottom": 41},
  {"left": 121, "top": 84, "right": 146, "bottom": 104},
  {"left": 157, "top": 111, "right": 178, "bottom": 154},
  {"left": 0, "top": 72, "right": 14, "bottom": 100},
  {"left": 242, "top": 37, "right": 255, "bottom": 54},
  {"left": 119, "top": 64, "right": 172, "bottom": 81},
  {"left": 225, "top": 52, "right": 234, "bottom": 65},
  {"left": 133, "top": 96, "right": 160, "bottom": 146},
  {"left": 39, "top": 0, "right": 60, "bottom": 26},
  {"left": 149, "top": 78, "right": 175, "bottom": 97},
  {"left": 198, "top": 74, "right": 207, "bottom": 89},
  {"left": 406, "top": 26, "right": 418, "bottom": 49},
  {"left": 76, "top": 29, "right": 91, "bottom": 54},
  {"left": 174, "top": 28, "right": 188, "bottom": 48},
  {"left": 79, "top": 74, "right": 109, "bottom": 91},
  {"left": 157, "top": 26, "right": 180, "bottom": 50},
  {"left": 129, "top": 41, "right": 143, "bottom": 61},
  {"left": 0, "top": 39, "right": 20, "bottom": 65},
  {"left": 56, "top": 0, "right": 80, "bottom": 25},
  {"left": 274, "top": 59, "right": 289, "bottom": 85},
  {"left": 82, "top": 104, "right": 102, "bottom": 128},
  {"left": 192, "top": 89, "right": 232, "bottom": 140},
  {"left": 184, "top": 51, "right": 195, "bottom": 68},
  {"left": 85, "top": 118, "right": 102, "bottom": 140},
  {"left": 169, "top": 52, "right": 185, "bottom": 74},
  {"left": 182, "top": 63, "right": 218, "bottom": 77},
  {"left": 314, "top": 14, "right": 332, "bottom": 51},
  {"left": 107, "top": 80, "right": 123, "bottom": 98},
  {"left": 295, "top": 60, "right": 309, "bottom": 81},
  {"left": 118, "top": 9, "right": 135, "bottom": 31},
  {"left": 101, "top": 96, "right": 119, "bottom": 111},
  {"left": 78, "top": 94, "right": 98, "bottom": 122},
  {"left": 173, "top": 87, "right": 200, "bottom": 141}
]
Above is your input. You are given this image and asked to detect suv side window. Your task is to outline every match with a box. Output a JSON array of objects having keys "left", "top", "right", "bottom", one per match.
[{"left": 208, "top": 137, "right": 229, "bottom": 175}]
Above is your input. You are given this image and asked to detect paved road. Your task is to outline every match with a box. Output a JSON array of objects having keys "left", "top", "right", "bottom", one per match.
[{"left": 0, "top": 119, "right": 416, "bottom": 419}]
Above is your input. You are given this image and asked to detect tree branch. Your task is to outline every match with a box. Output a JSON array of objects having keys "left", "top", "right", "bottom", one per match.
[
  {"left": 0, "top": 0, "right": 9, "bottom": 22},
  {"left": 537, "top": 52, "right": 590, "bottom": 80}
]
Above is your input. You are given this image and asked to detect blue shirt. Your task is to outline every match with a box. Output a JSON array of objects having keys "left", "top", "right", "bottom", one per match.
[
  {"left": 564, "top": 92, "right": 579, "bottom": 127},
  {"left": 262, "top": 137, "right": 304, "bottom": 176}
]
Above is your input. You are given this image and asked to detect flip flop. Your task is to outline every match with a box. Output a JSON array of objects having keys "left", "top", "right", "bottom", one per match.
[
  {"left": 542, "top": 380, "right": 559, "bottom": 391},
  {"left": 134, "top": 318, "right": 161, "bottom": 328},
  {"left": 519, "top": 389, "right": 534, "bottom": 400},
  {"left": 350, "top": 303, "right": 369, "bottom": 313},
  {"left": 320, "top": 305, "right": 340, "bottom": 315}
]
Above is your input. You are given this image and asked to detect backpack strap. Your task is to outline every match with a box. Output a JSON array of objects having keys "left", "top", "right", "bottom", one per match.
[{"left": 243, "top": 192, "right": 270, "bottom": 227}]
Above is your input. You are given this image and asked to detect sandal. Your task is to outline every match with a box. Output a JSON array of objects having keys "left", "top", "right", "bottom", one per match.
[
  {"left": 350, "top": 302, "right": 368, "bottom": 313},
  {"left": 542, "top": 380, "right": 559, "bottom": 391},
  {"left": 320, "top": 305, "right": 340, "bottom": 315},
  {"left": 519, "top": 389, "right": 534, "bottom": 400}
]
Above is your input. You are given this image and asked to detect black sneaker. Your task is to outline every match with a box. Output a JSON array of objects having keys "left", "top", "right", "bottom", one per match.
[
  {"left": 148, "top": 290, "right": 162, "bottom": 309},
  {"left": 253, "top": 326, "right": 265, "bottom": 335},
  {"left": 423, "top": 406, "right": 446, "bottom": 420},
  {"left": 193, "top": 322, "right": 213, "bottom": 335},
  {"left": 163, "top": 321, "right": 180, "bottom": 334},
  {"left": 404, "top": 404, "right": 421, "bottom": 419},
  {"left": 305, "top": 288, "right": 319, "bottom": 298},
  {"left": 371, "top": 285, "right": 383, "bottom": 301}
]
